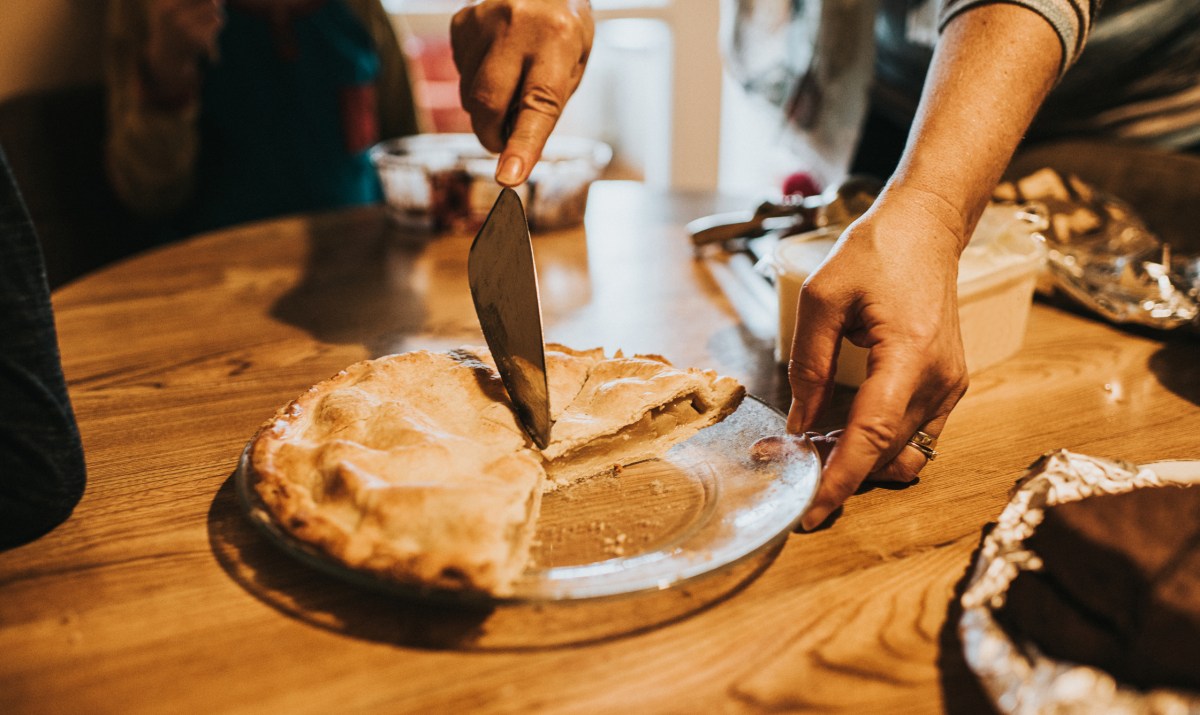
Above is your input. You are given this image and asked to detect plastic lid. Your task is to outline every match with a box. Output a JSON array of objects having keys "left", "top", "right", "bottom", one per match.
[
  {"left": 770, "top": 205, "right": 1045, "bottom": 291},
  {"left": 958, "top": 204, "right": 1046, "bottom": 290},
  {"left": 770, "top": 227, "right": 841, "bottom": 279}
]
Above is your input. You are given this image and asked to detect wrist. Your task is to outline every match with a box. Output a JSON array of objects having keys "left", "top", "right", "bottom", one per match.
[{"left": 874, "top": 181, "right": 973, "bottom": 254}]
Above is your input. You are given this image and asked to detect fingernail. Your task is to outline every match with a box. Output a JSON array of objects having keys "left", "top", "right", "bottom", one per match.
[
  {"left": 786, "top": 398, "right": 805, "bottom": 433},
  {"left": 799, "top": 507, "right": 827, "bottom": 532},
  {"left": 497, "top": 155, "right": 524, "bottom": 186}
]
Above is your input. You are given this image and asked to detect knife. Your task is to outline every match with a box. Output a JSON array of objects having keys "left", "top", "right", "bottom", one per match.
[{"left": 467, "top": 187, "right": 553, "bottom": 450}]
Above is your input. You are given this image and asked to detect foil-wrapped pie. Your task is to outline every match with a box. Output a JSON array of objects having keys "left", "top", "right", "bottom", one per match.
[{"left": 961, "top": 450, "right": 1200, "bottom": 714}]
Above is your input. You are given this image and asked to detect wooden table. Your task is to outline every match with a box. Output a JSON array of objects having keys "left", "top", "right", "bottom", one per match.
[{"left": 2, "top": 181, "right": 1197, "bottom": 713}]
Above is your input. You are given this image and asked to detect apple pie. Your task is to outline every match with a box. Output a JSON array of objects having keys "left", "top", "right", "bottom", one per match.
[{"left": 249, "top": 344, "right": 745, "bottom": 595}]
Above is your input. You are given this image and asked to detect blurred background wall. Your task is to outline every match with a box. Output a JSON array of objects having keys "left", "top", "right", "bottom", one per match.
[
  {"left": 388, "top": 0, "right": 794, "bottom": 197},
  {"left": 389, "top": 0, "right": 734, "bottom": 192},
  {"left": 0, "top": 1, "right": 129, "bottom": 288},
  {"left": 0, "top": 0, "right": 105, "bottom": 101},
  {"left": 0, "top": 0, "right": 794, "bottom": 286}
]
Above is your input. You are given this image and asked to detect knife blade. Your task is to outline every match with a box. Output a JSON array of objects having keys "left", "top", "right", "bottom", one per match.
[{"left": 468, "top": 187, "right": 553, "bottom": 449}]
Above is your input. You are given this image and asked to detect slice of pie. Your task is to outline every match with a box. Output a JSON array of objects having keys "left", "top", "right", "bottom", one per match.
[{"left": 249, "top": 344, "right": 745, "bottom": 596}]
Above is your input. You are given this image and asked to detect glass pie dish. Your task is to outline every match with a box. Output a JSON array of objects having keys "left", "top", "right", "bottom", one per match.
[
  {"left": 370, "top": 133, "right": 612, "bottom": 233},
  {"left": 235, "top": 395, "right": 820, "bottom": 606}
]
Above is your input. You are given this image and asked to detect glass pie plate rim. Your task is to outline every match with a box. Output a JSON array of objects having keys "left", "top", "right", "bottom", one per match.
[{"left": 234, "top": 394, "right": 821, "bottom": 606}]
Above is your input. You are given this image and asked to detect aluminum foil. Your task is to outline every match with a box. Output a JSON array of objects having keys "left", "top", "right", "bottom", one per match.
[
  {"left": 959, "top": 449, "right": 1200, "bottom": 715},
  {"left": 993, "top": 169, "right": 1200, "bottom": 332}
]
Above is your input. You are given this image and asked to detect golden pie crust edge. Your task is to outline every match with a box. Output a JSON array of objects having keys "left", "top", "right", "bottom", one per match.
[{"left": 248, "top": 345, "right": 745, "bottom": 596}]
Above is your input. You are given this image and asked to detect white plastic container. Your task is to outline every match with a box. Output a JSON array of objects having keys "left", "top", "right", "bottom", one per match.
[{"left": 771, "top": 205, "right": 1046, "bottom": 386}]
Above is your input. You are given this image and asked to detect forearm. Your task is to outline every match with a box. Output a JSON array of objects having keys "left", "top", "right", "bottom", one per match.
[
  {"left": 939, "top": 0, "right": 1097, "bottom": 74},
  {"left": 888, "top": 3, "right": 1062, "bottom": 248}
]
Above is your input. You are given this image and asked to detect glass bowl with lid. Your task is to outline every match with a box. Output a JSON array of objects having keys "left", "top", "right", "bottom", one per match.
[{"left": 370, "top": 133, "right": 612, "bottom": 233}]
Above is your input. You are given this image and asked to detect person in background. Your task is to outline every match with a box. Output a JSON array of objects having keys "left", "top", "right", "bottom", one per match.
[
  {"left": 448, "top": 0, "right": 1163, "bottom": 530},
  {"left": 104, "top": 0, "right": 422, "bottom": 240},
  {"left": 0, "top": 144, "right": 87, "bottom": 549},
  {"left": 846, "top": 0, "right": 1200, "bottom": 180}
]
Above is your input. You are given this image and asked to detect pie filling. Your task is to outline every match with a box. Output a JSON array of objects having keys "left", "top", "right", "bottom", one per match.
[{"left": 544, "top": 395, "right": 705, "bottom": 486}]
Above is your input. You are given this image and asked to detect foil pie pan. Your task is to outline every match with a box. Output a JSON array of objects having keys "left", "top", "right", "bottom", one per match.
[{"left": 959, "top": 450, "right": 1200, "bottom": 714}]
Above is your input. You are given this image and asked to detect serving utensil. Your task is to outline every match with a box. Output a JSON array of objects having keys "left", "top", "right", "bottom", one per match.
[
  {"left": 687, "top": 175, "right": 882, "bottom": 250},
  {"left": 467, "top": 187, "right": 553, "bottom": 449}
]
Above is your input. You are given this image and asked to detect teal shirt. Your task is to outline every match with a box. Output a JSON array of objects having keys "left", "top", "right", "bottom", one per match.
[{"left": 186, "top": 0, "right": 382, "bottom": 234}]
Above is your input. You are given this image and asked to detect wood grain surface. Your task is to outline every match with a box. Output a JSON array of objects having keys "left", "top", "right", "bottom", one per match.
[{"left": 1, "top": 181, "right": 1197, "bottom": 714}]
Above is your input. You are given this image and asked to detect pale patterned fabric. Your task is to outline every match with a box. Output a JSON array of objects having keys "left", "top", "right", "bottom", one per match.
[
  {"left": 1029, "top": 0, "right": 1200, "bottom": 149},
  {"left": 723, "top": 0, "right": 1199, "bottom": 183},
  {"left": 882, "top": 0, "right": 1200, "bottom": 149}
]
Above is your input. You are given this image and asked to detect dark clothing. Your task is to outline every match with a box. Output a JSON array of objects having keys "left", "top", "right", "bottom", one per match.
[
  {"left": 104, "top": 0, "right": 419, "bottom": 242},
  {"left": 0, "top": 144, "right": 86, "bottom": 549},
  {"left": 186, "top": 0, "right": 386, "bottom": 235}
]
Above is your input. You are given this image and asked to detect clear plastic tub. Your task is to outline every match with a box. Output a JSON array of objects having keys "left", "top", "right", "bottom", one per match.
[
  {"left": 770, "top": 204, "right": 1047, "bottom": 386},
  {"left": 370, "top": 133, "right": 612, "bottom": 233}
]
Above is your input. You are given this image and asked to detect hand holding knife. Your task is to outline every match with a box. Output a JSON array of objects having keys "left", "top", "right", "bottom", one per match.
[{"left": 450, "top": 0, "right": 595, "bottom": 186}]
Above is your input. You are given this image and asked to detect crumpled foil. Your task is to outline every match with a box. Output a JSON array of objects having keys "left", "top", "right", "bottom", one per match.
[
  {"left": 994, "top": 169, "right": 1200, "bottom": 332},
  {"left": 959, "top": 449, "right": 1200, "bottom": 715}
]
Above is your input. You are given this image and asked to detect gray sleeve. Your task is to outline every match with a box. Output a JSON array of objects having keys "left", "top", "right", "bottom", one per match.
[{"left": 938, "top": 0, "right": 1101, "bottom": 76}]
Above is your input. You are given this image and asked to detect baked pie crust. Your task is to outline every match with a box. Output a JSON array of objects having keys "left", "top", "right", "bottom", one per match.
[{"left": 249, "top": 345, "right": 745, "bottom": 595}]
